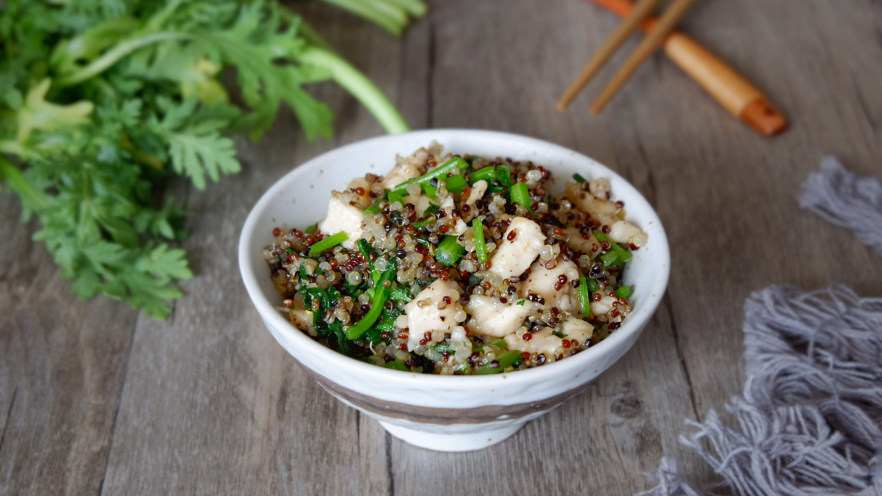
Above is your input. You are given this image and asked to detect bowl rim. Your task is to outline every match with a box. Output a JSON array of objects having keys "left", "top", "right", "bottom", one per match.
[{"left": 238, "top": 129, "right": 670, "bottom": 389}]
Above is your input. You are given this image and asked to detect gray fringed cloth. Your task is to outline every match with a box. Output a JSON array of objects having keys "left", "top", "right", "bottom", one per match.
[
  {"left": 639, "top": 159, "right": 882, "bottom": 496},
  {"left": 800, "top": 156, "right": 882, "bottom": 256}
]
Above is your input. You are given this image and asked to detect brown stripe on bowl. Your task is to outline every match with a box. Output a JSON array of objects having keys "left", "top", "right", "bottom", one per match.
[{"left": 300, "top": 364, "right": 593, "bottom": 425}]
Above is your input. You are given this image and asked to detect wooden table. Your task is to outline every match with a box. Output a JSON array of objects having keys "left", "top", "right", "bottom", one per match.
[{"left": 3, "top": 1, "right": 880, "bottom": 494}]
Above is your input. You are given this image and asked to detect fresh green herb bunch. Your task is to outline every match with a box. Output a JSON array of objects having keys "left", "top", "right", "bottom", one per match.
[{"left": 0, "top": 0, "right": 425, "bottom": 319}]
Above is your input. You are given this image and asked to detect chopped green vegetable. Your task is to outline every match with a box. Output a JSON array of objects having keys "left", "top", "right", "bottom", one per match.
[
  {"left": 365, "top": 305, "right": 402, "bottom": 344},
  {"left": 476, "top": 350, "right": 524, "bottom": 375},
  {"left": 421, "top": 181, "right": 438, "bottom": 198},
  {"left": 389, "top": 286, "right": 413, "bottom": 302},
  {"left": 387, "top": 188, "right": 407, "bottom": 205},
  {"left": 472, "top": 217, "right": 488, "bottom": 264},
  {"left": 586, "top": 278, "right": 600, "bottom": 293},
  {"left": 391, "top": 157, "right": 470, "bottom": 198},
  {"left": 346, "top": 289, "right": 387, "bottom": 339},
  {"left": 616, "top": 285, "right": 632, "bottom": 299},
  {"left": 363, "top": 197, "right": 385, "bottom": 215},
  {"left": 385, "top": 360, "right": 408, "bottom": 371},
  {"left": 0, "top": 0, "right": 425, "bottom": 319},
  {"left": 309, "top": 232, "right": 348, "bottom": 256},
  {"left": 305, "top": 223, "right": 318, "bottom": 234},
  {"left": 573, "top": 173, "right": 587, "bottom": 183},
  {"left": 412, "top": 217, "right": 435, "bottom": 229},
  {"left": 357, "top": 238, "right": 374, "bottom": 261},
  {"left": 578, "top": 276, "right": 592, "bottom": 318},
  {"left": 600, "top": 250, "right": 622, "bottom": 268},
  {"left": 443, "top": 174, "right": 468, "bottom": 194},
  {"left": 413, "top": 205, "right": 440, "bottom": 228},
  {"left": 496, "top": 166, "right": 512, "bottom": 187},
  {"left": 510, "top": 182, "right": 533, "bottom": 213},
  {"left": 433, "top": 343, "right": 454, "bottom": 354},
  {"left": 469, "top": 166, "right": 496, "bottom": 184},
  {"left": 435, "top": 235, "right": 465, "bottom": 266},
  {"left": 345, "top": 259, "right": 397, "bottom": 339},
  {"left": 595, "top": 232, "right": 632, "bottom": 263}
]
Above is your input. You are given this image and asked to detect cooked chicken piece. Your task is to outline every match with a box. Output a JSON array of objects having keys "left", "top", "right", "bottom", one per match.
[
  {"left": 288, "top": 309, "right": 316, "bottom": 336},
  {"left": 465, "top": 179, "right": 488, "bottom": 210},
  {"left": 489, "top": 217, "right": 546, "bottom": 279},
  {"left": 382, "top": 147, "right": 430, "bottom": 189},
  {"left": 398, "top": 279, "right": 465, "bottom": 350},
  {"left": 465, "top": 295, "right": 537, "bottom": 338},
  {"left": 590, "top": 293, "right": 620, "bottom": 322},
  {"left": 318, "top": 193, "right": 364, "bottom": 249},
  {"left": 523, "top": 258, "right": 580, "bottom": 313},
  {"left": 504, "top": 318, "right": 594, "bottom": 357},
  {"left": 608, "top": 220, "right": 648, "bottom": 248}
]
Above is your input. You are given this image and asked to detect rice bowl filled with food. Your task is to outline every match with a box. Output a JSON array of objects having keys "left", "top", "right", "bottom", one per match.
[
  {"left": 239, "top": 130, "right": 669, "bottom": 451},
  {"left": 262, "top": 143, "right": 647, "bottom": 375}
]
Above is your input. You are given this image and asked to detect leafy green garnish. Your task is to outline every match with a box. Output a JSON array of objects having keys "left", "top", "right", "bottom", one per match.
[
  {"left": 389, "top": 286, "right": 413, "bottom": 302},
  {"left": 0, "top": 0, "right": 424, "bottom": 319}
]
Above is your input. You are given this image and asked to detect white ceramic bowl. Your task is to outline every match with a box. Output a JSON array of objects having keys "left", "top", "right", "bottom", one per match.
[{"left": 239, "top": 129, "right": 670, "bottom": 451}]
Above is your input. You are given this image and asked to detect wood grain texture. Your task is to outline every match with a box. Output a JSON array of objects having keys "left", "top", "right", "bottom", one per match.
[{"left": 1, "top": 0, "right": 881, "bottom": 495}]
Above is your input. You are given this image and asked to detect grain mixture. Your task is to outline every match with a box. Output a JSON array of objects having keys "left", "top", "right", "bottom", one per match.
[{"left": 263, "top": 143, "right": 647, "bottom": 375}]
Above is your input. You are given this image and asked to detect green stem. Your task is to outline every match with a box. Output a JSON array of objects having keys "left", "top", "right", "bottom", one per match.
[
  {"left": 143, "top": 0, "right": 184, "bottom": 32},
  {"left": 318, "top": 0, "right": 405, "bottom": 36},
  {"left": 0, "top": 155, "right": 47, "bottom": 211},
  {"left": 55, "top": 32, "right": 192, "bottom": 87},
  {"left": 380, "top": 0, "right": 428, "bottom": 17},
  {"left": 299, "top": 46, "right": 410, "bottom": 134},
  {"left": 0, "top": 140, "right": 37, "bottom": 160}
]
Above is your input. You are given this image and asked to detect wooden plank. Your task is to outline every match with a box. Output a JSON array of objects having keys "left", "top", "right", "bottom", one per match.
[{"left": 0, "top": 197, "right": 136, "bottom": 495}]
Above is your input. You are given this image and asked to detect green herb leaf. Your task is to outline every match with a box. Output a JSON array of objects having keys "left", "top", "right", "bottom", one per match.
[{"left": 0, "top": 0, "right": 425, "bottom": 320}]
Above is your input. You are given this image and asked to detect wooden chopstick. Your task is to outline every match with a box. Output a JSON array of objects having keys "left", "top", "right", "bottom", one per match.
[
  {"left": 556, "top": 0, "right": 662, "bottom": 112},
  {"left": 589, "top": 0, "right": 787, "bottom": 136},
  {"left": 590, "top": 0, "right": 699, "bottom": 114}
]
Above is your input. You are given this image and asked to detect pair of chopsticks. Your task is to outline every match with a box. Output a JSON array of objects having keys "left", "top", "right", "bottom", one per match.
[
  {"left": 558, "top": 0, "right": 788, "bottom": 136},
  {"left": 558, "top": 0, "right": 698, "bottom": 115}
]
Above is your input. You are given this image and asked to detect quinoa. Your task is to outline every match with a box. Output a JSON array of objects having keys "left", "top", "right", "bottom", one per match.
[{"left": 262, "top": 143, "right": 648, "bottom": 375}]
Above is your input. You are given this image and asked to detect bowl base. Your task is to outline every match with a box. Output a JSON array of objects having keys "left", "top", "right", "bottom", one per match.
[{"left": 378, "top": 420, "right": 525, "bottom": 452}]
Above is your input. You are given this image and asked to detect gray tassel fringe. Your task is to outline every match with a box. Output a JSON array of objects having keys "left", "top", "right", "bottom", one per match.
[
  {"left": 799, "top": 156, "right": 882, "bottom": 256},
  {"left": 639, "top": 285, "right": 882, "bottom": 496}
]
